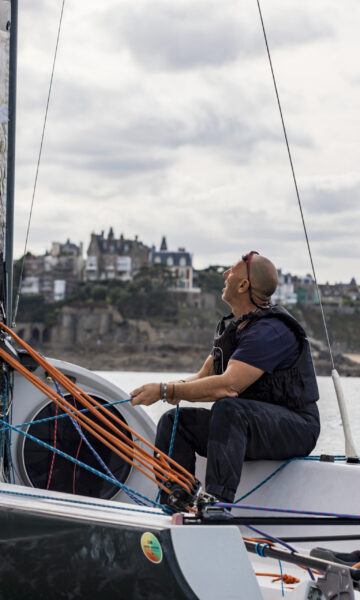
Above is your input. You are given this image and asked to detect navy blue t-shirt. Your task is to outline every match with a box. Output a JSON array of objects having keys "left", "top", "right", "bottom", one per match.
[{"left": 231, "top": 318, "right": 300, "bottom": 373}]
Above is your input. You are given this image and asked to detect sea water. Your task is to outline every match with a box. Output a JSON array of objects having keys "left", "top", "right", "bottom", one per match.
[{"left": 96, "top": 372, "right": 360, "bottom": 456}]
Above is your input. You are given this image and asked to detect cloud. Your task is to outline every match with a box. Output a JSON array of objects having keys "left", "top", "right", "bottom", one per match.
[
  {"left": 301, "top": 176, "right": 360, "bottom": 214},
  {"left": 11, "top": 0, "right": 359, "bottom": 285},
  {"left": 109, "top": 2, "right": 333, "bottom": 71}
]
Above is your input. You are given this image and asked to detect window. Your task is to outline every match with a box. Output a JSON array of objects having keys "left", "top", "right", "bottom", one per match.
[
  {"left": 117, "top": 256, "right": 131, "bottom": 271},
  {"left": 87, "top": 256, "right": 97, "bottom": 269},
  {"left": 54, "top": 280, "right": 66, "bottom": 301},
  {"left": 167, "top": 256, "right": 174, "bottom": 266}
]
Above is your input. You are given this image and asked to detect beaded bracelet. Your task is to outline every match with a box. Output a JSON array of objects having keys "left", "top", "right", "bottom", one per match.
[{"left": 160, "top": 382, "right": 168, "bottom": 402}]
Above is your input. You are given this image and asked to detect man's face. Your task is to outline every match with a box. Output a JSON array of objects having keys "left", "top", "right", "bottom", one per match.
[{"left": 222, "top": 260, "right": 247, "bottom": 304}]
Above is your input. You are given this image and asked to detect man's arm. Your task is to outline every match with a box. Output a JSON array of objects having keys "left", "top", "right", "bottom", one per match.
[
  {"left": 174, "top": 354, "right": 214, "bottom": 383},
  {"left": 131, "top": 359, "right": 263, "bottom": 406}
]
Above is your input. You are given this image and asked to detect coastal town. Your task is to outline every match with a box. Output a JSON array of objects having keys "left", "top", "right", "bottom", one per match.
[
  {"left": 19, "top": 228, "right": 360, "bottom": 308},
  {"left": 13, "top": 229, "right": 360, "bottom": 375}
]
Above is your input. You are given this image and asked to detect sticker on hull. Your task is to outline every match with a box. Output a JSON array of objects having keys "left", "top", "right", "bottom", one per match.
[{"left": 141, "top": 532, "right": 163, "bottom": 564}]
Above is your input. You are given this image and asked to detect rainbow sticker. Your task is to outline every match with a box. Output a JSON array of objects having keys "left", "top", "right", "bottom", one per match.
[{"left": 141, "top": 532, "right": 163, "bottom": 564}]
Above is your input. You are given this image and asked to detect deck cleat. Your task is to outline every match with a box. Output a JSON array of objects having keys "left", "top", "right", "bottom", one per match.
[
  {"left": 195, "top": 491, "right": 234, "bottom": 520},
  {"left": 163, "top": 478, "right": 202, "bottom": 513}
]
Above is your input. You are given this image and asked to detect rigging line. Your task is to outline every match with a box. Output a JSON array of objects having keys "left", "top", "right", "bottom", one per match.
[
  {"left": 0, "top": 398, "right": 133, "bottom": 430},
  {"left": 13, "top": 0, "right": 66, "bottom": 325},
  {"left": 49, "top": 375, "right": 143, "bottom": 505},
  {"left": 256, "top": 0, "right": 335, "bottom": 370},
  {"left": 0, "top": 417, "right": 170, "bottom": 512}
]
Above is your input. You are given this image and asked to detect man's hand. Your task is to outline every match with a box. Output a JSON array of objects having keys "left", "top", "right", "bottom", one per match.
[{"left": 130, "top": 383, "right": 161, "bottom": 406}]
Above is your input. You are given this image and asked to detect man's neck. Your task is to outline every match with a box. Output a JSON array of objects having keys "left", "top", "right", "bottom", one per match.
[
  {"left": 231, "top": 300, "right": 258, "bottom": 319},
  {"left": 231, "top": 298, "right": 269, "bottom": 318}
]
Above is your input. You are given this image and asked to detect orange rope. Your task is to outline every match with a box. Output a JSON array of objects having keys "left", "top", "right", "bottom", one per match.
[
  {"left": 255, "top": 573, "right": 300, "bottom": 584},
  {"left": 298, "top": 565, "right": 323, "bottom": 576},
  {"left": 243, "top": 537, "right": 275, "bottom": 546},
  {"left": 0, "top": 347, "right": 184, "bottom": 495},
  {"left": 0, "top": 331, "right": 197, "bottom": 499},
  {"left": 1, "top": 323, "right": 195, "bottom": 484}
]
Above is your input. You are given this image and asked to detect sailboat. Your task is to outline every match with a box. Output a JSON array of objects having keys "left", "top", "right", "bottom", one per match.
[{"left": 1, "top": 1, "right": 360, "bottom": 598}]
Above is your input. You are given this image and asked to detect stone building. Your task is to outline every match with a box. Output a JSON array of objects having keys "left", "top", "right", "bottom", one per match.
[
  {"left": 149, "top": 236, "right": 199, "bottom": 292},
  {"left": 21, "top": 239, "right": 84, "bottom": 302},
  {"left": 85, "top": 228, "right": 150, "bottom": 282}
]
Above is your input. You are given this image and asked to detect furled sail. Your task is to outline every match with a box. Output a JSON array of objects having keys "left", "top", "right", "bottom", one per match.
[{"left": 0, "top": 1, "right": 10, "bottom": 262}]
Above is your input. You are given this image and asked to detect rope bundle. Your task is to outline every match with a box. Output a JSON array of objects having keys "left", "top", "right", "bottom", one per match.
[{"left": 0, "top": 322, "right": 195, "bottom": 505}]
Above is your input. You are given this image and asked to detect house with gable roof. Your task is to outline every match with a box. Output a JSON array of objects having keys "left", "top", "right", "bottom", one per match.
[
  {"left": 85, "top": 228, "right": 150, "bottom": 282},
  {"left": 149, "top": 236, "right": 199, "bottom": 292}
]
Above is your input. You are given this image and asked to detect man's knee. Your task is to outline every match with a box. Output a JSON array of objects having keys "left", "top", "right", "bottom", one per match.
[
  {"left": 212, "top": 396, "right": 235, "bottom": 413},
  {"left": 211, "top": 397, "right": 250, "bottom": 433}
]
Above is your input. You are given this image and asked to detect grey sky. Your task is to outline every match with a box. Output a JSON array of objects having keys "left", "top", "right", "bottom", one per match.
[{"left": 13, "top": 0, "right": 360, "bottom": 282}]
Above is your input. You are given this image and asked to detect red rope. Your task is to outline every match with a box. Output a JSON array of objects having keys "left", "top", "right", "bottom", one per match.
[
  {"left": 72, "top": 396, "right": 82, "bottom": 494},
  {"left": 46, "top": 403, "right": 58, "bottom": 490}
]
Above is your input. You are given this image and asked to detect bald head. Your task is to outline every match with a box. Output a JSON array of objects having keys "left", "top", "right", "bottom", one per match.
[{"left": 249, "top": 255, "right": 278, "bottom": 303}]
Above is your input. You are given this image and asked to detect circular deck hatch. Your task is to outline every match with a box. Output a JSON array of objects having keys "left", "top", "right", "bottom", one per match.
[{"left": 23, "top": 395, "right": 132, "bottom": 499}]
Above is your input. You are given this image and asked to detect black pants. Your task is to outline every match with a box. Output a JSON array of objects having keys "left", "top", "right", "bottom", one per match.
[{"left": 155, "top": 397, "right": 320, "bottom": 503}]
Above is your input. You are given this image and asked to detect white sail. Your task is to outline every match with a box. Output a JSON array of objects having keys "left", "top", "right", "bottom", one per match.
[{"left": 0, "top": 1, "right": 10, "bottom": 258}]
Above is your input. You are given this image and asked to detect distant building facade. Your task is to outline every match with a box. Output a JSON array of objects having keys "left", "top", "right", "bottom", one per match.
[
  {"left": 21, "top": 239, "right": 84, "bottom": 302},
  {"left": 85, "top": 229, "right": 150, "bottom": 282},
  {"left": 293, "top": 274, "right": 319, "bottom": 305},
  {"left": 319, "top": 278, "right": 360, "bottom": 307},
  {"left": 272, "top": 269, "right": 298, "bottom": 305},
  {"left": 150, "top": 236, "right": 199, "bottom": 292}
]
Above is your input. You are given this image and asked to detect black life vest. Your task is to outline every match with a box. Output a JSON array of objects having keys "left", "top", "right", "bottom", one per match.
[{"left": 212, "top": 305, "right": 319, "bottom": 409}]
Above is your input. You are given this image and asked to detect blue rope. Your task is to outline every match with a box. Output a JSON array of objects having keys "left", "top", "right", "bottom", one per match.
[
  {"left": 0, "top": 417, "right": 171, "bottom": 513},
  {"left": 255, "top": 542, "right": 269, "bottom": 557},
  {"left": 49, "top": 377, "right": 142, "bottom": 505},
  {"left": 168, "top": 405, "right": 179, "bottom": 458},
  {"left": 246, "top": 524, "right": 297, "bottom": 553},
  {"left": 248, "top": 525, "right": 317, "bottom": 581},
  {"left": 278, "top": 560, "right": 284, "bottom": 597},
  {"left": 235, "top": 459, "right": 294, "bottom": 503},
  {"left": 156, "top": 404, "right": 179, "bottom": 503},
  {"left": 0, "top": 397, "right": 133, "bottom": 432},
  {"left": 235, "top": 455, "right": 347, "bottom": 503}
]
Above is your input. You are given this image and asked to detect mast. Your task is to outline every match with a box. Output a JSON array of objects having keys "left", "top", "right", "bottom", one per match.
[
  {"left": 5, "top": 0, "right": 17, "bottom": 327},
  {"left": 0, "top": 0, "right": 16, "bottom": 328}
]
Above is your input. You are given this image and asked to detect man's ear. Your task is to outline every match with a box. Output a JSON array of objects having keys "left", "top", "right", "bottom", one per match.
[{"left": 238, "top": 278, "right": 250, "bottom": 295}]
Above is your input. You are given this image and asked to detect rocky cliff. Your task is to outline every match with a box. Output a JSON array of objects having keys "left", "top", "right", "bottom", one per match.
[{"left": 14, "top": 304, "right": 360, "bottom": 375}]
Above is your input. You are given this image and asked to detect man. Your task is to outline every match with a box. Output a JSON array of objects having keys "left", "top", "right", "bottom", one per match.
[{"left": 131, "top": 251, "right": 320, "bottom": 504}]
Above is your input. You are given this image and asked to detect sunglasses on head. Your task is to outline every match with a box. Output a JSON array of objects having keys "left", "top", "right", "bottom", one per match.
[
  {"left": 241, "top": 251, "right": 259, "bottom": 282},
  {"left": 241, "top": 251, "right": 263, "bottom": 309}
]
